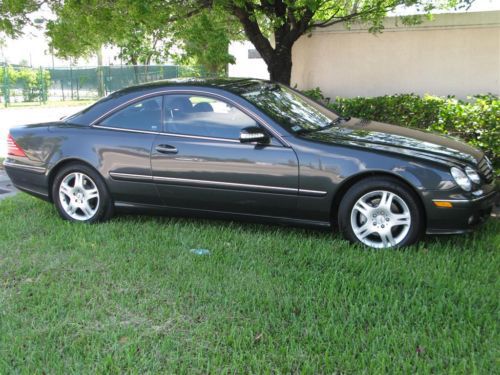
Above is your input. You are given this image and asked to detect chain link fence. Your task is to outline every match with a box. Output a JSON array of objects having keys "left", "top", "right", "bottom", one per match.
[{"left": 0, "top": 64, "right": 207, "bottom": 107}]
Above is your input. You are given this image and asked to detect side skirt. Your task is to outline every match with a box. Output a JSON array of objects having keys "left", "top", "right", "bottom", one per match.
[{"left": 114, "top": 201, "right": 332, "bottom": 229}]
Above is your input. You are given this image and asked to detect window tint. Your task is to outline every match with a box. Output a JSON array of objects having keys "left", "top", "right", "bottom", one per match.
[
  {"left": 100, "top": 97, "right": 162, "bottom": 132},
  {"left": 163, "top": 95, "right": 258, "bottom": 139}
]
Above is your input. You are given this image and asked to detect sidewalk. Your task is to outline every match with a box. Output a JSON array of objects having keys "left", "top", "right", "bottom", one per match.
[{"left": 0, "top": 168, "right": 18, "bottom": 201}]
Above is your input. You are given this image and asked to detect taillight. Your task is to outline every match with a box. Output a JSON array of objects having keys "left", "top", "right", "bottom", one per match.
[{"left": 7, "top": 134, "right": 27, "bottom": 157}]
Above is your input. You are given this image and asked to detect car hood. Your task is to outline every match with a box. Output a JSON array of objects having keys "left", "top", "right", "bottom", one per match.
[{"left": 299, "top": 118, "right": 482, "bottom": 165}]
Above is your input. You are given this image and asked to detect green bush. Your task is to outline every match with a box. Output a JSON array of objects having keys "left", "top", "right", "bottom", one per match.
[
  {"left": 302, "top": 90, "right": 499, "bottom": 168},
  {"left": 15, "top": 68, "right": 51, "bottom": 102},
  {"left": 301, "top": 87, "right": 329, "bottom": 103},
  {"left": 0, "top": 65, "right": 50, "bottom": 103}
]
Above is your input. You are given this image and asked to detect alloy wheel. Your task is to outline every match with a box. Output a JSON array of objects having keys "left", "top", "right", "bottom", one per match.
[
  {"left": 350, "top": 190, "right": 411, "bottom": 248},
  {"left": 58, "top": 172, "right": 100, "bottom": 221}
]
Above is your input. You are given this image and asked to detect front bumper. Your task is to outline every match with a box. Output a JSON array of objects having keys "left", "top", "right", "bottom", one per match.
[{"left": 425, "top": 189, "right": 497, "bottom": 234}]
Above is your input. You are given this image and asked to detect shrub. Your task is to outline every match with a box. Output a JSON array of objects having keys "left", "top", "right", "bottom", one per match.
[
  {"left": 301, "top": 87, "right": 329, "bottom": 103},
  {"left": 0, "top": 65, "right": 50, "bottom": 103},
  {"left": 302, "top": 90, "right": 499, "bottom": 168}
]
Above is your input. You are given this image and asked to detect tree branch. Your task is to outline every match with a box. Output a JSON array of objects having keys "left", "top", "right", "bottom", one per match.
[{"left": 229, "top": 4, "right": 275, "bottom": 64}]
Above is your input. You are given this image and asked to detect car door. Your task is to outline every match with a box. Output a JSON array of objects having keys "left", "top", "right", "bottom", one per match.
[
  {"left": 151, "top": 93, "right": 299, "bottom": 218},
  {"left": 93, "top": 96, "right": 162, "bottom": 205}
]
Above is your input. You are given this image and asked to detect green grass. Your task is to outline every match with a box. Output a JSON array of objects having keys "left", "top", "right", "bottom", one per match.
[{"left": 0, "top": 195, "right": 498, "bottom": 373}]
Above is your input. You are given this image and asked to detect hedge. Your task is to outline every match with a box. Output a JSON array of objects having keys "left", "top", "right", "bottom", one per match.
[{"left": 302, "top": 89, "right": 499, "bottom": 169}]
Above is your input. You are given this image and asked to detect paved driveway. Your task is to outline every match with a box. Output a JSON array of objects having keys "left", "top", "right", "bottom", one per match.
[{"left": 0, "top": 105, "right": 87, "bottom": 157}]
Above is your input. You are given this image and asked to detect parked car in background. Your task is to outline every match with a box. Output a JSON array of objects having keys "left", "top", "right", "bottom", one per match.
[{"left": 3, "top": 78, "right": 497, "bottom": 249}]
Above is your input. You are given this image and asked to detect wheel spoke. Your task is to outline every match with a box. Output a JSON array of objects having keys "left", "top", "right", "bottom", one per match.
[
  {"left": 81, "top": 203, "right": 94, "bottom": 218},
  {"left": 354, "top": 223, "right": 376, "bottom": 239},
  {"left": 353, "top": 200, "right": 371, "bottom": 218},
  {"left": 380, "top": 231, "right": 395, "bottom": 247},
  {"left": 60, "top": 182, "right": 72, "bottom": 198},
  {"left": 391, "top": 213, "right": 411, "bottom": 227},
  {"left": 67, "top": 203, "right": 76, "bottom": 215},
  {"left": 86, "top": 188, "right": 99, "bottom": 200},
  {"left": 74, "top": 173, "right": 84, "bottom": 189},
  {"left": 378, "top": 191, "right": 394, "bottom": 210}
]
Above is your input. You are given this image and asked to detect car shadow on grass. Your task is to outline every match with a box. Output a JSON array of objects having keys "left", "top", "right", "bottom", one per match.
[{"left": 110, "top": 208, "right": 498, "bottom": 252}]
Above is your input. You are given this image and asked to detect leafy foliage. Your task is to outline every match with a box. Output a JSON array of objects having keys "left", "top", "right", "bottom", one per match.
[
  {"left": 0, "top": 65, "right": 50, "bottom": 102},
  {"left": 0, "top": 0, "right": 39, "bottom": 37},
  {"left": 312, "top": 92, "right": 500, "bottom": 167},
  {"left": 172, "top": 9, "right": 237, "bottom": 75}
]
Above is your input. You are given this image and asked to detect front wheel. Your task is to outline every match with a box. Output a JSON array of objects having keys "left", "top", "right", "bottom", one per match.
[
  {"left": 52, "top": 163, "right": 113, "bottom": 223},
  {"left": 338, "top": 177, "right": 424, "bottom": 249}
]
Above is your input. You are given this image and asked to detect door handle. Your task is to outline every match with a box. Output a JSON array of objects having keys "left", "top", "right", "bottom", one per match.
[{"left": 155, "top": 144, "right": 178, "bottom": 154}]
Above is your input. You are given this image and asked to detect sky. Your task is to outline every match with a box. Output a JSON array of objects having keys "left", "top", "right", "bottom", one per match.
[{"left": 1, "top": 0, "right": 499, "bottom": 68}]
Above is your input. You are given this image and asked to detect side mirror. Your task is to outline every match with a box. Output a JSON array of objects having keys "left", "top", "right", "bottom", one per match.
[{"left": 239, "top": 126, "right": 270, "bottom": 144}]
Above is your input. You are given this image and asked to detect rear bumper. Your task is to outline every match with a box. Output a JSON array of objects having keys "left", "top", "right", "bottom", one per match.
[
  {"left": 425, "top": 190, "right": 497, "bottom": 234},
  {"left": 3, "top": 160, "right": 50, "bottom": 201}
]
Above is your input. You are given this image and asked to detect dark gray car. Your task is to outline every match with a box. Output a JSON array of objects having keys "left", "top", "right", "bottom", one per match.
[{"left": 3, "top": 78, "right": 497, "bottom": 249}]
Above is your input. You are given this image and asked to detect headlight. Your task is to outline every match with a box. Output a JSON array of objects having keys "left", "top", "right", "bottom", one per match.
[
  {"left": 451, "top": 167, "right": 471, "bottom": 191},
  {"left": 465, "top": 166, "right": 481, "bottom": 184}
]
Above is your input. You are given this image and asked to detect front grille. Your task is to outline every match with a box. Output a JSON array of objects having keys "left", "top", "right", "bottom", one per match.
[{"left": 477, "top": 156, "right": 494, "bottom": 183}]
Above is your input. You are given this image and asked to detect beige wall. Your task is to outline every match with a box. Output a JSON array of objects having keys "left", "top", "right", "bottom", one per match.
[{"left": 291, "top": 11, "right": 500, "bottom": 99}]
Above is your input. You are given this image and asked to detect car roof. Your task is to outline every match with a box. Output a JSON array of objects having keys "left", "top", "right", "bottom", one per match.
[{"left": 113, "top": 77, "right": 274, "bottom": 97}]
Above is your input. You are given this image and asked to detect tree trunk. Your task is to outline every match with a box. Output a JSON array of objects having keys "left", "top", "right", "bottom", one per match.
[
  {"left": 96, "top": 47, "right": 105, "bottom": 97},
  {"left": 130, "top": 58, "right": 139, "bottom": 84},
  {"left": 268, "top": 48, "right": 292, "bottom": 85}
]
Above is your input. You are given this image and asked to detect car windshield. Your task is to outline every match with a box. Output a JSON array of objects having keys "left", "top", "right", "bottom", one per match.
[{"left": 241, "top": 83, "right": 338, "bottom": 134}]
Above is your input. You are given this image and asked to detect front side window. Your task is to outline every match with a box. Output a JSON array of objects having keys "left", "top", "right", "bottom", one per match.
[
  {"left": 100, "top": 97, "right": 162, "bottom": 132},
  {"left": 163, "top": 94, "right": 259, "bottom": 139}
]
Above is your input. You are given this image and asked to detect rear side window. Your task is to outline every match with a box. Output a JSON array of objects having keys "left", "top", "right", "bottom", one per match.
[
  {"left": 99, "top": 97, "right": 162, "bottom": 132},
  {"left": 163, "top": 94, "right": 258, "bottom": 139}
]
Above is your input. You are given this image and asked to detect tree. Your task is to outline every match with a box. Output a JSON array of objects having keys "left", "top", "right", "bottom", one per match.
[
  {"left": 45, "top": 0, "right": 236, "bottom": 76},
  {"left": 172, "top": 8, "right": 240, "bottom": 75},
  {"left": 0, "top": 0, "right": 40, "bottom": 37}
]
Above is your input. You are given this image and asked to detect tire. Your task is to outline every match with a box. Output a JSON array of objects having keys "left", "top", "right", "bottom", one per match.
[
  {"left": 52, "top": 163, "right": 113, "bottom": 223},
  {"left": 338, "top": 176, "right": 423, "bottom": 249}
]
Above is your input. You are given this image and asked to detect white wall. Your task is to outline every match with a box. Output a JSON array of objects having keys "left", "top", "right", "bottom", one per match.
[
  {"left": 291, "top": 11, "right": 500, "bottom": 99},
  {"left": 228, "top": 41, "right": 270, "bottom": 79}
]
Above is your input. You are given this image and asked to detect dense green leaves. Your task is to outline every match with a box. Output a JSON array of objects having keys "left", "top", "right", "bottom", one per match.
[
  {"left": 0, "top": 65, "right": 50, "bottom": 102},
  {"left": 0, "top": 0, "right": 39, "bottom": 37},
  {"left": 173, "top": 10, "right": 237, "bottom": 75}
]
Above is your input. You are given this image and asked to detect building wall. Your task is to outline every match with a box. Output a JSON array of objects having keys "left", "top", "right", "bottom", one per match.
[
  {"left": 291, "top": 11, "right": 500, "bottom": 99},
  {"left": 228, "top": 41, "right": 270, "bottom": 80}
]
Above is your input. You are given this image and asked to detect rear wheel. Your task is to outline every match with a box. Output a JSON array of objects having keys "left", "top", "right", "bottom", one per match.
[
  {"left": 338, "top": 177, "right": 423, "bottom": 249},
  {"left": 52, "top": 163, "right": 113, "bottom": 223}
]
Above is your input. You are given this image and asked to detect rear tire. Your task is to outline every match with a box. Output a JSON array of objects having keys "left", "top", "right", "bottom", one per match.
[
  {"left": 338, "top": 177, "right": 423, "bottom": 249},
  {"left": 52, "top": 163, "right": 113, "bottom": 223}
]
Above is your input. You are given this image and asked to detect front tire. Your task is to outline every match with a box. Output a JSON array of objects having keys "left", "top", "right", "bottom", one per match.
[
  {"left": 338, "top": 177, "right": 423, "bottom": 249},
  {"left": 52, "top": 163, "right": 113, "bottom": 223}
]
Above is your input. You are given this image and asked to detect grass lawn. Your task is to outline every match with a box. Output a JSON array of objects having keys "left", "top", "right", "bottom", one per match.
[{"left": 0, "top": 194, "right": 498, "bottom": 373}]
